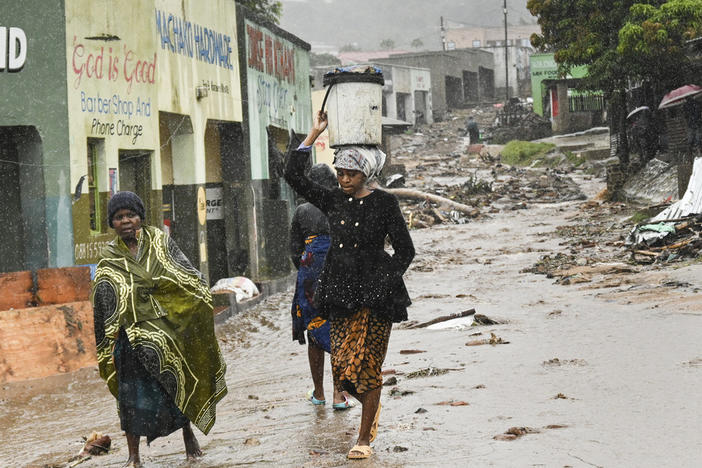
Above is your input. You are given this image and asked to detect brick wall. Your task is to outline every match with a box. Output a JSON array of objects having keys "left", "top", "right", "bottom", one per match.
[{"left": 0, "top": 267, "right": 97, "bottom": 383}]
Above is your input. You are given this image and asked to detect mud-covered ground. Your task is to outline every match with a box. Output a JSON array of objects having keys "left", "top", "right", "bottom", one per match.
[{"left": 2, "top": 115, "right": 702, "bottom": 467}]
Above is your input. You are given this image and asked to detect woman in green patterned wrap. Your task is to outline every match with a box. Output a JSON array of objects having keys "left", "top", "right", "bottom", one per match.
[{"left": 91, "top": 191, "right": 227, "bottom": 467}]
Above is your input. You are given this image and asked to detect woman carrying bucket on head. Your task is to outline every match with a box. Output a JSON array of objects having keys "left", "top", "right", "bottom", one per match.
[{"left": 284, "top": 108, "right": 415, "bottom": 460}]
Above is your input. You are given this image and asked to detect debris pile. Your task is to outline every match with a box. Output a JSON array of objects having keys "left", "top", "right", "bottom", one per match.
[
  {"left": 494, "top": 168, "right": 586, "bottom": 204},
  {"left": 489, "top": 100, "right": 552, "bottom": 144},
  {"left": 627, "top": 214, "right": 702, "bottom": 264},
  {"left": 626, "top": 156, "right": 702, "bottom": 263},
  {"left": 388, "top": 107, "right": 587, "bottom": 229},
  {"left": 522, "top": 200, "right": 646, "bottom": 284}
]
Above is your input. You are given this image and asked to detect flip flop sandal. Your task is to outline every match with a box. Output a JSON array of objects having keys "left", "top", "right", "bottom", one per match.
[
  {"left": 369, "top": 402, "right": 381, "bottom": 442},
  {"left": 306, "top": 389, "right": 326, "bottom": 405},
  {"left": 333, "top": 396, "right": 356, "bottom": 410},
  {"left": 347, "top": 444, "right": 373, "bottom": 460}
]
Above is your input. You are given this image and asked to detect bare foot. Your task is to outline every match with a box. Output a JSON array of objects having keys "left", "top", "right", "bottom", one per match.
[
  {"left": 124, "top": 433, "right": 142, "bottom": 467},
  {"left": 123, "top": 455, "right": 143, "bottom": 468},
  {"left": 183, "top": 424, "right": 203, "bottom": 459}
]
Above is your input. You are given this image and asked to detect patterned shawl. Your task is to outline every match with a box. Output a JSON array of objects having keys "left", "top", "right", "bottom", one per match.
[{"left": 91, "top": 225, "right": 227, "bottom": 435}]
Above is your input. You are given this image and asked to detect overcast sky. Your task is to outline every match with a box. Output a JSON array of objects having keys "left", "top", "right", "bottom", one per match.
[{"left": 279, "top": 0, "right": 537, "bottom": 52}]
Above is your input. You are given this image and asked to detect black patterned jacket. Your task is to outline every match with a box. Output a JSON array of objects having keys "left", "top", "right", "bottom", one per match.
[{"left": 284, "top": 149, "right": 415, "bottom": 322}]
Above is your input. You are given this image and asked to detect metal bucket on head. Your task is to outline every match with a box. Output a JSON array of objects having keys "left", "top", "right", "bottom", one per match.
[{"left": 323, "top": 71, "right": 384, "bottom": 147}]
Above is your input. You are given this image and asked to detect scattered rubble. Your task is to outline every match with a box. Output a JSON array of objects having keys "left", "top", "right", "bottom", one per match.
[
  {"left": 405, "top": 367, "right": 461, "bottom": 379},
  {"left": 383, "top": 376, "right": 398, "bottom": 386},
  {"left": 435, "top": 400, "right": 469, "bottom": 406},
  {"left": 396, "top": 105, "right": 701, "bottom": 288},
  {"left": 390, "top": 107, "right": 589, "bottom": 229},
  {"left": 472, "top": 314, "right": 503, "bottom": 326},
  {"left": 627, "top": 214, "right": 702, "bottom": 264},
  {"left": 493, "top": 424, "right": 568, "bottom": 441},
  {"left": 388, "top": 387, "right": 415, "bottom": 397},
  {"left": 66, "top": 432, "right": 112, "bottom": 468},
  {"left": 490, "top": 99, "right": 553, "bottom": 144},
  {"left": 542, "top": 358, "right": 588, "bottom": 367},
  {"left": 465, "top": 332, "right": 509, "bottom": 346}
]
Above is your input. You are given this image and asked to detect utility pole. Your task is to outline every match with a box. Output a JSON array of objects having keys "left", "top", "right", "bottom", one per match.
[
  {"left": 503, "top": 0, "right": 509, "bottom": 102},
  {"left": 441, "top": 16, "right": 446, "bottom": 51}
]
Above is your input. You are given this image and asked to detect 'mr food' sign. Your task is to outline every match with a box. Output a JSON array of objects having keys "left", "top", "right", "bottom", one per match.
[{"left": 0, "top": 27, "right": 27, "bottom": 71}]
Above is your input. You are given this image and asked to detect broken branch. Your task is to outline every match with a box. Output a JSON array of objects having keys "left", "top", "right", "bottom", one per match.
[
  {"left": 386, "top": 188, "right": 478, "bottom": 215},
  {"left": 407, "top": 309, "right": 476, "bottom": 329}
]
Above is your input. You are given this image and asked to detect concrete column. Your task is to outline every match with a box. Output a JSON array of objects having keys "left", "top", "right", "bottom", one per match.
[{"left": 553, "top": 82, "right": 569, "bottom": 134}]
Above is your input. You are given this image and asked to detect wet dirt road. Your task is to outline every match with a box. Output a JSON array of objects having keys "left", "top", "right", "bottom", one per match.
[{"left": 2, "top": 174, "right": 702, "bottom": 467}]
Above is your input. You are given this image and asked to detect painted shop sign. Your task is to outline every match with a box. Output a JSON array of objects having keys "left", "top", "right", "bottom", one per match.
[
  {"left": 0, "top": 26, "right": 27, "bottom": 71},
  {"left": 205, "top": 187, "right": 223, "bottom": 220},
  {"left": 154, "top": 9, "right": 234, "bottom": 70},
  {"left": 199, "top": 79, "right": 231, "bottom": 95},
  {"left": 71, "top": 37, "right": 157, "bottom": 93},
  {"left": 255, "top": 75, "right": 288, "bottom": 126},
  {"left": 246, "top": 24, "right": 295, "bottom": 84},
  {"left": 70, "top": 38, "right": 154, "bottom": 145},
  {"left": 79, "top": 92, "right": 150, "bottom": 144}
]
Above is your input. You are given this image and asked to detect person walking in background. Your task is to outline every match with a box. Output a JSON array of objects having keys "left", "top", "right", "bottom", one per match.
[
  {"left": 465, "top": 115, "right": 480, "bottom": 144},
  {"left": 91, "top": 191, "right": 227, "bottom": 467},
  {"left": 284, "top": 111, "right": 415, "bottom": 460},
  {"left": 290, "top": 163, "right": 354, "bottom": 410}
]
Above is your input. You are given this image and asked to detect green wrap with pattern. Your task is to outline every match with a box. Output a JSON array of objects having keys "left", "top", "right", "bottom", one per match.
[{"left": 91, "top": 225, "right": 227, "bottom": 435}]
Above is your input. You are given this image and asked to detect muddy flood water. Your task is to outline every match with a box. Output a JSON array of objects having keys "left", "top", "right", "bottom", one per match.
[{"left": 2, "top": 173, "right": 702, "bottom": 467}]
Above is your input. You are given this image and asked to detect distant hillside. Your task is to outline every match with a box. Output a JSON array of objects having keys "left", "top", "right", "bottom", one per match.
[{"left": 279, "top": 0, "right": 537, "bottom": 52}]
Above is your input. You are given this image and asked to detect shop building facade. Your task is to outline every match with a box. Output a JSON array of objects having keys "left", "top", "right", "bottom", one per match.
[
  {"left": 235, "top": 5, "right": 312, "bottom": 280},
  {"left": 1, "top": 0, "right": 312, "bottom": 285}
]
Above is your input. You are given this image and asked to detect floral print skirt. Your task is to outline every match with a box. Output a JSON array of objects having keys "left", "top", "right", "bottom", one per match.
[{"left": 330, "top": 308, "right": 392, "bottom": 394}]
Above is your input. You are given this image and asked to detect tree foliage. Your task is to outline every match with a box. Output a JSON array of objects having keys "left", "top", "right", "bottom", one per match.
[
  {"left": 526, "top": 0, "right": 643, "bottom": 165},
  {"left": 339, "top": 43, "right": 361, "bottom": 52},
  {"left": 310, "top": 52, "right": 342, "bottom": 67},
  {"left": 528, "top": 0, "right": 702, "bottom": 93},
  {"left": 379, "top": 39, "right": 396, "bottom": 50},
  {"left": 411, "top": 38, "right": 424, "bottom": 49},
  {"left": 618, "top": 0, "right": 702, "bottom": 87},
  {"left": 527, "top": 0, "right": 645, "bottom": 94},
  {"left": 239, "top": 0, "right": 283, "bottom": 25}
]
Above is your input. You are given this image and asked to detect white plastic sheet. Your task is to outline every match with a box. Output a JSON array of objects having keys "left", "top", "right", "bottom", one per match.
[{"left": 211, "top": 276, "right": 260, "bottom": 302}]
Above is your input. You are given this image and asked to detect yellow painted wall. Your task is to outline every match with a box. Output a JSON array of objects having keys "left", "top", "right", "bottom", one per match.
[
  {"left": 155, "top": 0, "right": 241, "bottom": 187},
  {"left": 311, "top": 89, "right": 334, "bottom": 168},
  {"left": 66, "top": 0, "right": 243, "bottom": 264}
]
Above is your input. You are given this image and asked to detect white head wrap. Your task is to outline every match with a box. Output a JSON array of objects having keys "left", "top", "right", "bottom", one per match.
[{"left": 333, "top": 146, "right": 386, "bottom": 180}]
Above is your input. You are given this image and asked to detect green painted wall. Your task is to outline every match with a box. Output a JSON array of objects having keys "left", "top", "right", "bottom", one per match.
[
  {"left": 237, "top": 10, "right": 312, "bottom": 280},
  {"left": 530, "top": 53, "right": 588, "bottom": 116},
  {"left": 243, "top": 19, "right": 312, "bottom": 180},
  {"left": 0, "top": 0, "right": 72, "bottom": 269}
]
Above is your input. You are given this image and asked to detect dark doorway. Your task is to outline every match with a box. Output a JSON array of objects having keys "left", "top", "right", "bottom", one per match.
[
  {"left": 445, "top": 75, "right": 463, "bottom": 109},
  {"left": 0, "top": 128, "right": 26, "bottom": 272},
  {"left": 396, "top": 93, "right": 410, "bottom": 122},
  {"left": 463, "top": 71, "right": 479, "bottom": 102},
  {"left": 479, "top": 66, "right": 495, "bottom": 100},
  {"left": 218, "top": 122, "right": 250, "bottom": 277},
  {"left": 414, "top": 91, "right": 428, "bottom": 124},
  {"left": 204, "top": 120, "right": 228, "bottom": 285},
  {"left": 0, "top": 126, "right": 46, "bottom": 273},
  {"left": 118, "top": 150, "right": 152, "bottom": 215}
]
